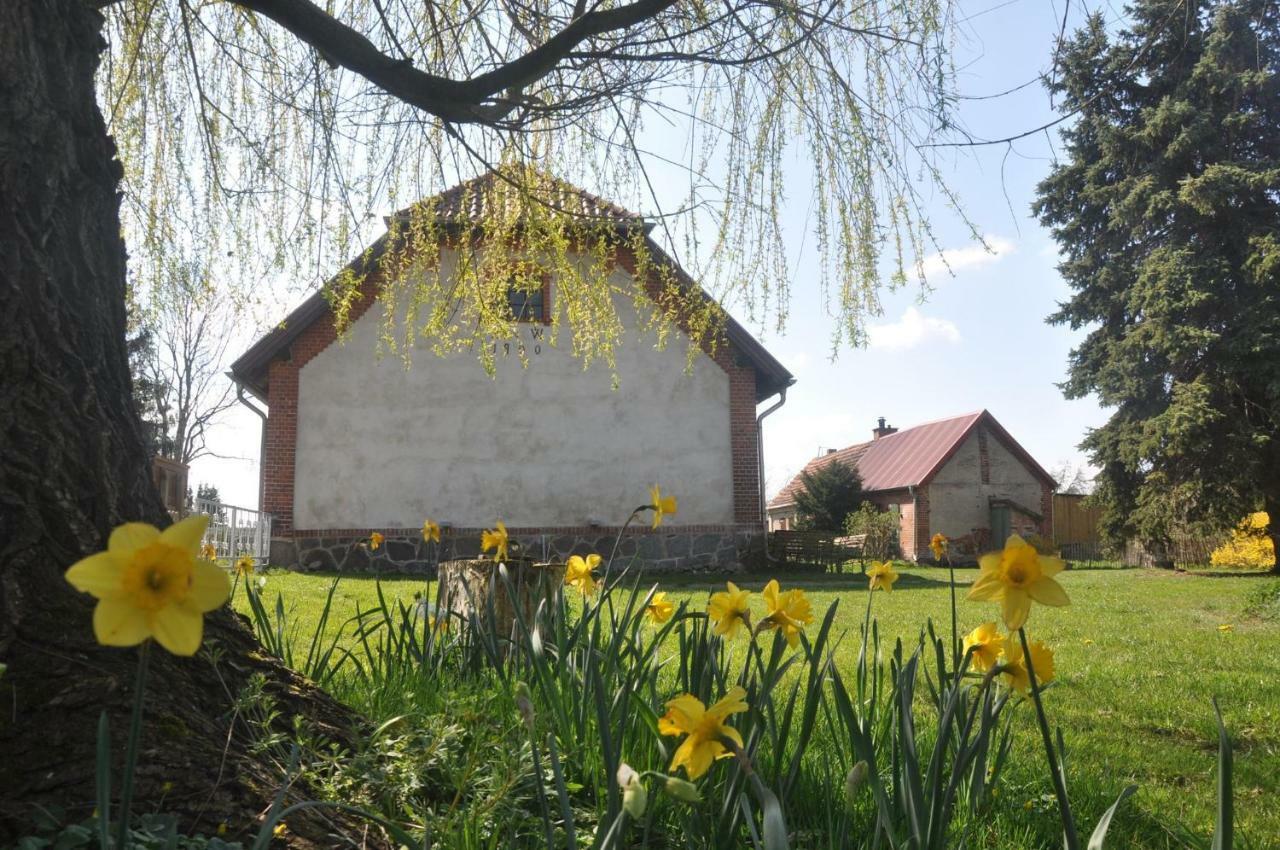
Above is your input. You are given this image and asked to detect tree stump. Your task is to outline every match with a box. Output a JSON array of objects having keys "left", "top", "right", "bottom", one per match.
[{"left": 437, "top": 558, "right": 564, "bottom": 642}]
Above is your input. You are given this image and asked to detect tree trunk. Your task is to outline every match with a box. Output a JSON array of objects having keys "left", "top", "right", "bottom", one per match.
[{"left": 0, "top": 1, "right": 374, "bottom": 843}]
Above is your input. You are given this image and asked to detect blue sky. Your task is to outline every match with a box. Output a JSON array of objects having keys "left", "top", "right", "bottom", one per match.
[{"left": 191, "top": 0, "right": 1112, "bottom": 510}]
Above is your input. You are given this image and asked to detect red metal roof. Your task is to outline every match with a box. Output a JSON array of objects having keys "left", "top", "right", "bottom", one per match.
[{"left": 768, "top": 410, "right": 1053, "bottom": 508}]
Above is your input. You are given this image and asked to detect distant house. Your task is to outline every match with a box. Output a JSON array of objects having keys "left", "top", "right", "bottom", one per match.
[
  {"left": 767, "top": 411, "right": 1055, "bottom": 561},
  {"left": 230, "top": 172, "right": 793, "bottom": 572}
]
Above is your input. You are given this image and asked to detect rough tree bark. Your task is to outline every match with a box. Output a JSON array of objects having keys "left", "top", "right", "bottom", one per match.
[{"left": 0, "top": 1, "right": 376, "bottom": 843}]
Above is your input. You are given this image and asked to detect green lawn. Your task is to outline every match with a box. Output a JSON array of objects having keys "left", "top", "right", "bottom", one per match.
[{"left": 236, "top": 564, "right": 1280, "bottom": 847}]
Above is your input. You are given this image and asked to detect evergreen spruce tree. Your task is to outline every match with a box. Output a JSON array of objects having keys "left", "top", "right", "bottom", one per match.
[
  {"left": 1035, "top": 1, "right": 1280, "bottom": 569},
  {"left": 794, "top": 460, "right": 866, "bottom": 532}
]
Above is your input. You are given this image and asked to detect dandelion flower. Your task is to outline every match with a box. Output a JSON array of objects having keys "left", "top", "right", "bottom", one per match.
[
  {"left": 658, "top": 687, "right": 749, "bottom": 779},
  {"left": 648, "top": 485, "right": 678, "bottom": 529},
  {"left": 64, "top": 515, "right": 231, "bottom": 656},
  {"left": 967, "top": 534, "right": 1069, "bottom": 630},
  {"left": 707, "top": 582, "right": 751, "bottom": 638},
  {"left": 963, "top": 621, "right": 1006, "bottom": 673},
  {"left": 759, "top": 580, "right": 814, "bottom": 646},
  {"left": 565, "top": 554, "right": 602, "bottom": 596},
  {"left": 867, "top": 561, "right": 899, "bottom": 592},
  {"left": 481, "top": 521, "right": 509, "bottom": 563}
]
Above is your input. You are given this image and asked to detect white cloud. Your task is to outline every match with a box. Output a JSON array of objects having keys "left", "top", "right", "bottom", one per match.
[
  {"left": 867, "top": 307, "right": 961, "bottom": 351},
  {"left": 921, "top": 235, "right": 1015, "bottom": 279}
]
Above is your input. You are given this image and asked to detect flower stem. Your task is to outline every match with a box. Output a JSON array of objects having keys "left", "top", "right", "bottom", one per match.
[
  {"left": 1017, "top": 627, "right": 1079, "bottom": 850},
  {"left": 115, "top": 640, "right": 152, "bottom": 849},
  {"left": 603, "top": 506, "right": 647, "bottom": 584},
  {"left": 946, "top": 555, "right": 959, "bottom": 671}
]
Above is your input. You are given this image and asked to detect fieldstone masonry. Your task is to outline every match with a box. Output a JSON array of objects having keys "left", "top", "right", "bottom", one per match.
[{"left": 279, "top": 527, "right": 762, "bottom": 575}]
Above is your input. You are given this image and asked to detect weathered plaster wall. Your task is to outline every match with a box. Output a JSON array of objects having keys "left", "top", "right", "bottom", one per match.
[
  {"left": 292, "top": 260, "right": 734, "bottom": 530},
  {"left": 927, "top": 429, "right": 1045, "bottom": 539}
]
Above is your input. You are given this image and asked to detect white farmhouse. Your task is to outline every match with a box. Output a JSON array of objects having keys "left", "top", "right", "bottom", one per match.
[{"left": 230, "top": 172, "right": 793, "bottom": 572}]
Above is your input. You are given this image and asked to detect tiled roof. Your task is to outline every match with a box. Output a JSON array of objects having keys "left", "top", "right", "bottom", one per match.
[
  {"left": 767, "top": 410, "right": 1052, "bottom": 508},
  {"left": 391, "top": 170, "right": 646, "bottom": 227}
]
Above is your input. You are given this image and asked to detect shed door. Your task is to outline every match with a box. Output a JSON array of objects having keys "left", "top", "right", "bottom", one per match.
[{"left": 990, "top": 505, "right": 1011, "bottom": 548}]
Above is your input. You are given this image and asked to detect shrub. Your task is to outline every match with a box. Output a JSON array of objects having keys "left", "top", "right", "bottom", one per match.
[
  {"left": 793, "top": 458, "right": 865, "bottom": 531},
  {"left": 1210, "top": 512, "right": 1276, "bottom": 570},
  {"left": 843, "top": 503, "right": 900, "bottom": 561}
]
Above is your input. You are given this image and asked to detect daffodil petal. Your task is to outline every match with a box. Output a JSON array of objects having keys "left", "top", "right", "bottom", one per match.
[
  {"left": 1039, "top": 555, "right": 1066, "bottom": 577},
  {"left": 1006, "top": 534, "right": 1027, "bottom": 548},
  {"left": 1028, "top": 576, "right": 1070, "bottom": 607},
  {"left": 66, "top": 551, "right": 125, "bottom": 600},
  {"left": 967, "top": 570, "right": 1004, "bottom": 601},
  {"left": 151, "top": 605, "right": 204, "bottom": 656},
  {"left": 663, "top": 694, "right": 706, "bottom": 730},
  {"left": 585, "top": 554, "right": 602, "bottom": 570},
  {"left": 707, "top": 686, "right": 748, "bottom": 719},
  {"left": 187, "top": 559, "right": 232, "bottom": 612},
  {"left": 977, "top": 552, "right": 1002, "bottom": 574},
  {"left": 159, "top": 514, "right": 209, "bottom": 553},
  {"left": 93, "top": 598, "right": 152, "bottom": 646},
  {"left": 1001, "top": 588, "right": 1031, "bottom": 631},
  {"left": 108, "top": 523, "right": 160, "bottom": 556},
  {"left": 720, "top": 724, "right": 744, "bottom": 751}
]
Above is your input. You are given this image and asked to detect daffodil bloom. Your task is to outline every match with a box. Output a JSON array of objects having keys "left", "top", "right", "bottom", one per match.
[
  {"left": 481, "top": 521, "right": 509, "bottom": 562},
  {"left": 967, "top": 534, "right": 1069, "bottom": 630},
  {"left": 759, "top": 580, "right": 814, "bottom": 646},
  {"left": 929, "top": 533, "right": 948, "bottom": 561},
  {"left": 999, "top": 638, "right": 1055, "bottom": 694},
  {"left": 648, "top": 485, "right": 678, "bottom": 529},
  {"left": 1218, "top": 624, "right": 1234, "bottom": 633},
  {"left": 369, "top": 531, "right": 385, "bottom": 551},
  {"left": 234, "top": 555, "right": 254, "bottom": 577},
  {"left": 564, "top": 553, "right": 602, "bottom": 596},
  {"left": 64, "top": 515, "right": 231, "bottom": 656},
  {"left": 646, "top": 590, "right": 676, "bottom": 623},
  {"left": 962, "top": 621, "right": 1005, "bottom": 672},
  {"left": 422, "top": 519, "right": 441, "bottom": 543},
  {"left": 200, "top": 543, "right": 217, "bottom": 561},
  {"left": 707, "top": 581, "right": 751, "bottom": 638},
  {"left": 658, "top": 686, "right": 749, "bottom": 779},
  {"left": 867, "top": 561, "right": 899, "bottom": 592}
]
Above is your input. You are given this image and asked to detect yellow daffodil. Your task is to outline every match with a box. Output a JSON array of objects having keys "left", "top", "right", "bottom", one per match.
[
  {"left": 707, "top": 581, "right": 751, "bottom": 638},
  {"left": 759, "top": 580, "right": 814, "bottom": 647},
  {"left": 481, "top": 521, "right": 509, "bottom": 562},
  {"left": 967, "top": 534, "right": 1069, "bottom": 630},
  {"left": 565, "top": 553, "right": 602, "bottom": 596},
  {"left": 1000, "top": 638, "right": 1055, "bottom": 694},
  {"left": 64, "top": 515, "right": 231, "bottom": 656},
  {"left": 369, "top": 531, "right": 384, "bottom": 551},
  {"left": 658, "top": 686, "right": 749, "bottom": 779},
  {"left": 422, "top": 518, "right": 441, "bottom": 543},
  {"left": 234, "top": 555, "right": 254, "bottom": 577},
  {"left": 272, "top": 822, "right": 288, "bottom": 839},
  {"left": 867, "top": 561, "right": 899, "bottom": 592},
  {"left": 962, "top": 621, "right": 1005, "bottom": 672},
  {"left": 1218, "top": 624, "right": 1234, "bottom": 633},
  {"left": 930, "top": 533, "right": 948, "bottom": 561},
  {"left": 200, "top": 542, "right": 217, "bottom": 561},
  {"left": 649, "top": 485, "right": 678, "bottom": 529},
  {"left": 646, "top": 591, "right": 676, "bottom": 624}
]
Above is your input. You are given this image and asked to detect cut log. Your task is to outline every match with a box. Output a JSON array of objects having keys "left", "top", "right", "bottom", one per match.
[{"left": 437, "top": 559, "right": 564, "bottom": 643}]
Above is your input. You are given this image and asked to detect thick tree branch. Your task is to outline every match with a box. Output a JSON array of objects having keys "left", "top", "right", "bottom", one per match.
[{"left": 230, "top": 0, "right": 679, "bottom": 124}]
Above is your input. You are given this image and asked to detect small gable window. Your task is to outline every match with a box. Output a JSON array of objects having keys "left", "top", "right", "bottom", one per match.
[{"left": 506, "top": 272, "right": 550, "bottom": 323}]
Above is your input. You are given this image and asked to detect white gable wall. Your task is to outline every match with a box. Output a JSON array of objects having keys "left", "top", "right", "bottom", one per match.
[
  {"left": 291, "top": 263, "right": 734, "bottom": 530},
  {"left": 927, "top": 429, "right": 1045, "bottom": 538}
]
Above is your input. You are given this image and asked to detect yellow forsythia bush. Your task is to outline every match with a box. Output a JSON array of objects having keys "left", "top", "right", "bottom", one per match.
[{"left": 1210, "top": 512, "right": 1276, "bottom": 569}]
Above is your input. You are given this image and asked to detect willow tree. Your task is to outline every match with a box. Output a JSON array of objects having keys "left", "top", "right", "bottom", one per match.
[{"left": 0, "top": 0, "right": 964, "bottom": 839}]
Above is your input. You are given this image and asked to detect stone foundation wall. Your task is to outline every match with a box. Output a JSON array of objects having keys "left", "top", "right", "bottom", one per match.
[{"left": 275, "top": 526, "right": 763, "bottom": 575}]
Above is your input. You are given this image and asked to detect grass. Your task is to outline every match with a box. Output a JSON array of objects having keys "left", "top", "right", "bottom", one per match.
[{"left": 235, "top": 564, "right": 1280, "bottom": 848}]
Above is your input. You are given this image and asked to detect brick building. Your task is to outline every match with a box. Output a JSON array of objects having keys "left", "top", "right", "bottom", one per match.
[
  {"left": 767, "top": 411, "right": 1055, "bottom": 561},
  {"left": 230, "top": 172, "right": 793, "bottom": 572}
]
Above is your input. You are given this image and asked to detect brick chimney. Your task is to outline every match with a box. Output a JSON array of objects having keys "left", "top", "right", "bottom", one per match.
[{"left": 873, "top": 417, "right": 898, "bottom": 440}]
